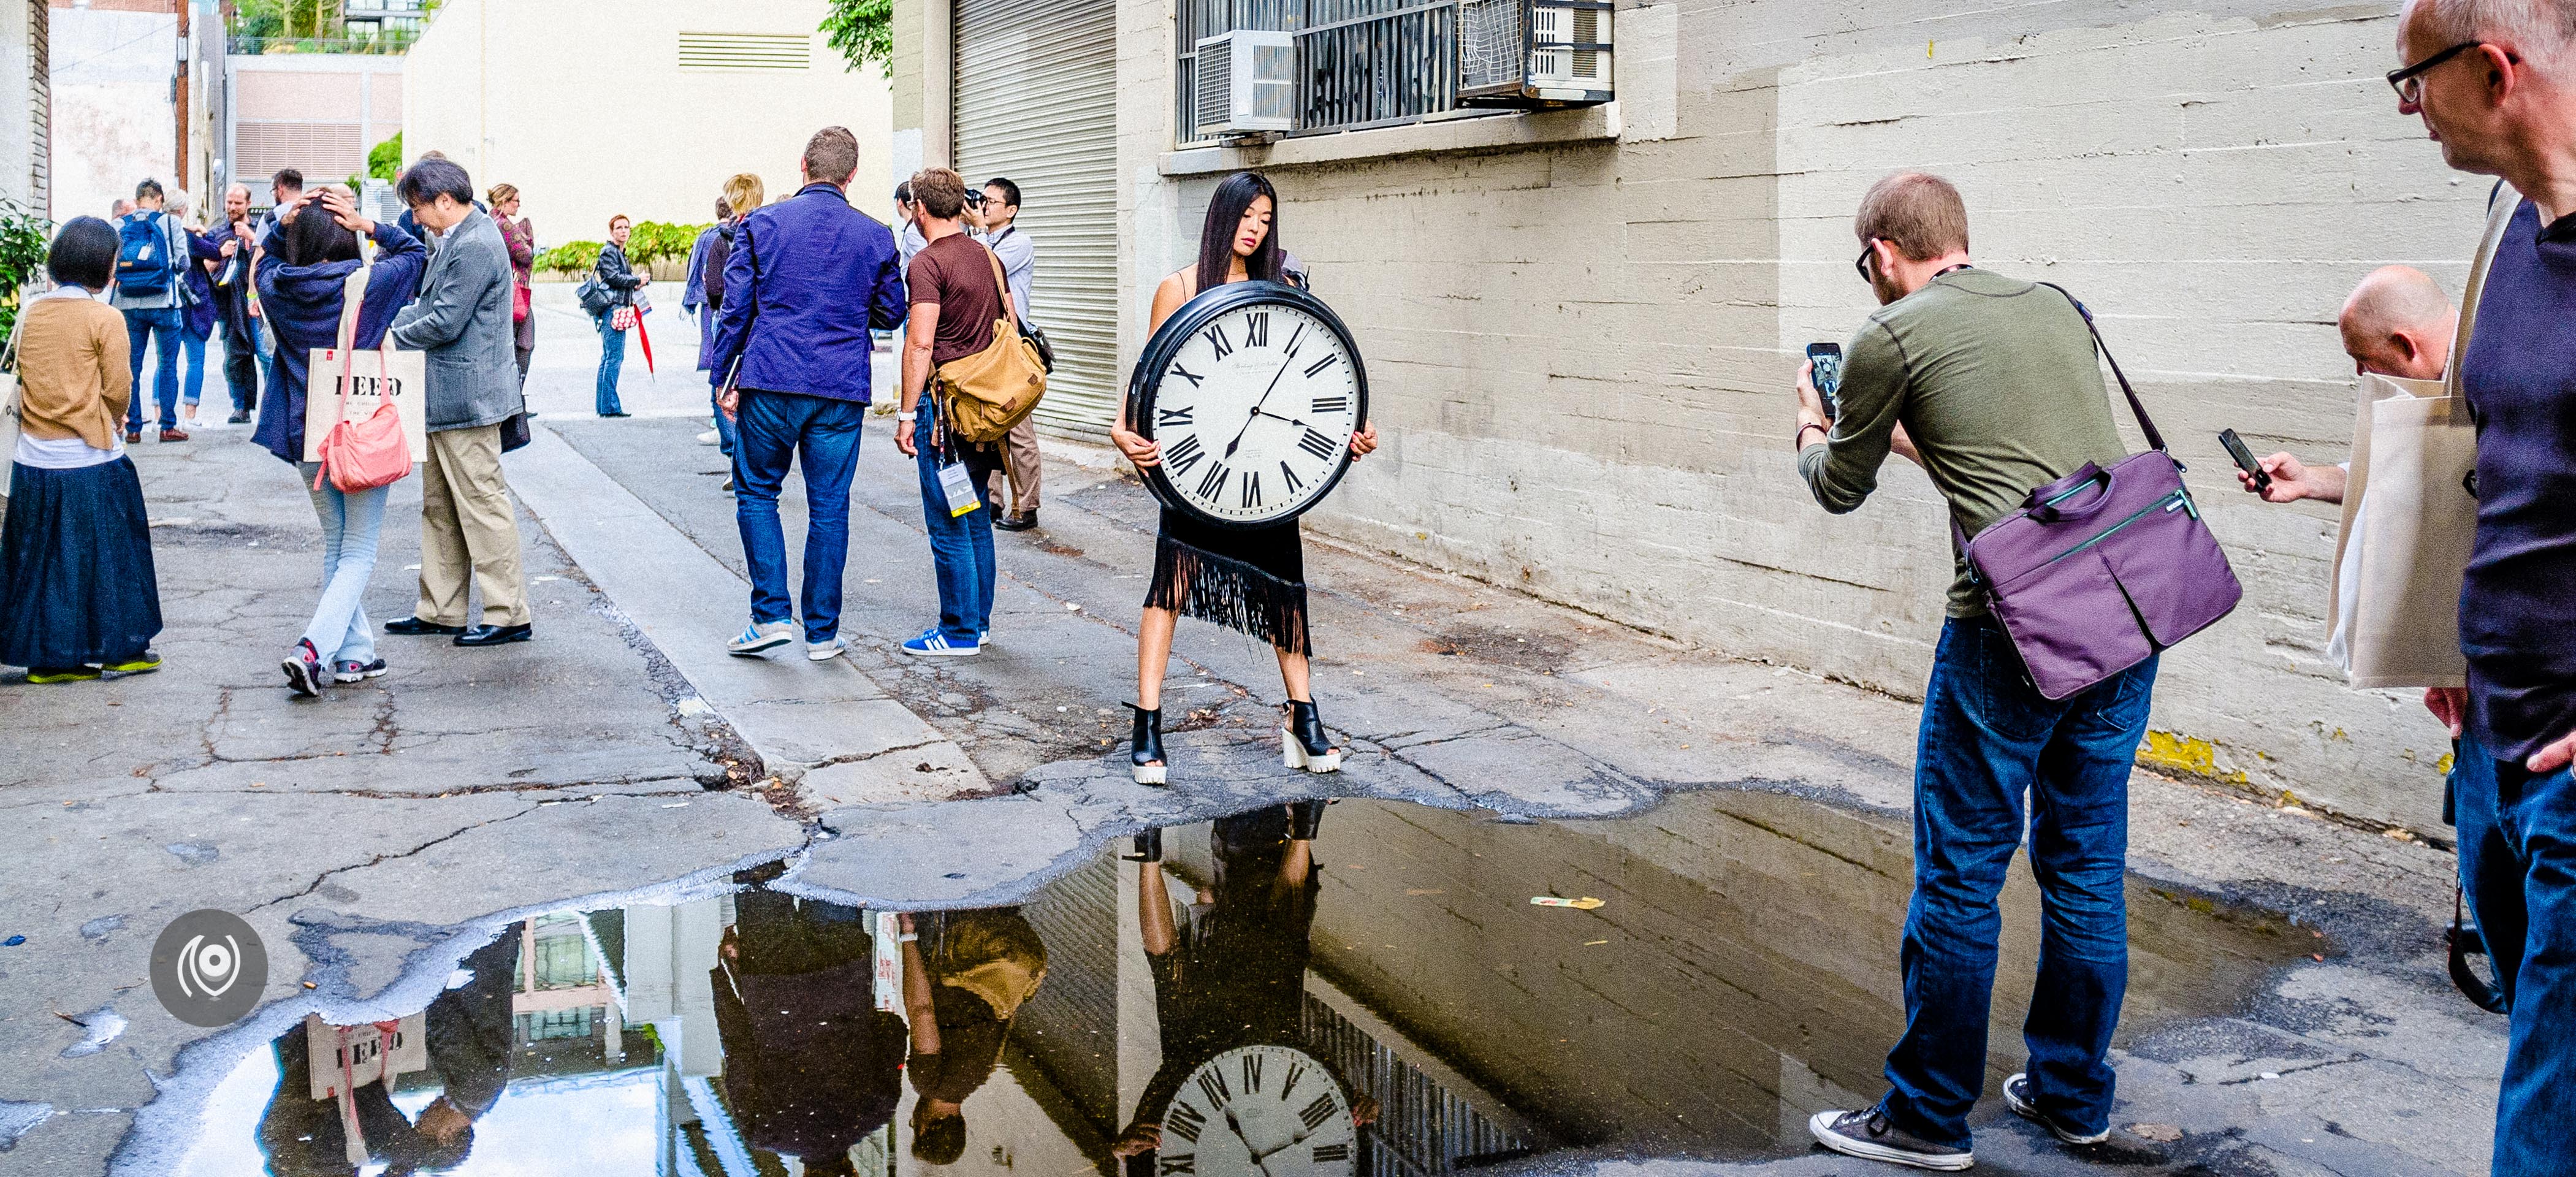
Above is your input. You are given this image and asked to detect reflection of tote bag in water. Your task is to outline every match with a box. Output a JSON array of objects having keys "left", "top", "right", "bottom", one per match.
[
  {"left": 303, "top": 1012, "right": 428, "bottom": 1166},
  {"left": 2326, "top": 188, "right": 2517, "bottom": 687}
]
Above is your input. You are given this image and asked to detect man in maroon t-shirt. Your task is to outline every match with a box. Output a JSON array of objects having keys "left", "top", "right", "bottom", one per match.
[{"left": 894, "top": 167, "right": 1011, "bottom": 656}]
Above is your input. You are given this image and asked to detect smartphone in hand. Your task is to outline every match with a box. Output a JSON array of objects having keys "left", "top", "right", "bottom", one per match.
[
  {"left": 1805, "top": 342, "right": 1843, "bottom": 421},
  {"left": 2218, "top": 429, "right": 2270, "bottom": 493}
]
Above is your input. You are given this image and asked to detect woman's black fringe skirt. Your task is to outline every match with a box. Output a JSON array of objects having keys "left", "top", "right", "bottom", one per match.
[{"left": 1145, "top": 511, "right": 1311, "bottom": 656}]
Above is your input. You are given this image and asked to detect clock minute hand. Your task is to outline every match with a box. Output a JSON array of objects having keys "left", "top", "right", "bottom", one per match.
[
  {"left": 1225, "top": 353, "right": 1301, "bottom": 459},
  {"left": 1223, "top": 1103, "right": 1278, "bottom": 1177}
]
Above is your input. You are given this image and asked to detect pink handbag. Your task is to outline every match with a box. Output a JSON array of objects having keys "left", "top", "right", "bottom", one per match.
[{"left": 312, "top": 267, "right": 411, "bottom": 493}]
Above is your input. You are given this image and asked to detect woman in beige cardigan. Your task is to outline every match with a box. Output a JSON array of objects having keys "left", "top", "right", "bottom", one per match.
[{"left": 1, "top": 216, "right": 164, "bottom": 682}]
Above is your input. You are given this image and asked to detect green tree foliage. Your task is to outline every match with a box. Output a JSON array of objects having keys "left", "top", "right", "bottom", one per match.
[
  {"left": 821, "top": 0, "right": 892, "bottom": 74},
  {"left": 367, "top": 132, "right": 403, "bottom": 182},
  {"left": 0, "top": 199, "right": 56, "bottom": 346},
  {"left": 535, "top": 241, "right": 602, "bottom": 278},
  {"left": 535, "top": 222, "right": 716, "bottom": 278}
]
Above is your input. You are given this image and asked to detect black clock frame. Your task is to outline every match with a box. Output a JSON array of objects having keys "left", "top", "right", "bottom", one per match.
[{"left": 1126, "top": 279, "right": 1371, "bottom": 531}]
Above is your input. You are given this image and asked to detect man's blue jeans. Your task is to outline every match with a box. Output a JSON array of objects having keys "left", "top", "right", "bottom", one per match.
[
  {"left": 733, "top": 389, "right": 864, "bottom": 642},
  {"left": 123, "top": 307, "right": 183, "bottom": 432},
  {"left": 594, "top": 315, "right": 626, "bottom": 416},
  {"left": 1880, "top": 615, "right": 2159, "bottom": 1149},
  {"left": 2452, "top": 734, "right": 2576, "bottom": 1176},
  {"left": 914, "top": 402, "right": 997, "bottom": 643}
]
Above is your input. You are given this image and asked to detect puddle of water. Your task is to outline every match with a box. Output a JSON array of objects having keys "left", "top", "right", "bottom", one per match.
[{"left": 159, "top": 794, "right": 2301, "bottom": 1175}]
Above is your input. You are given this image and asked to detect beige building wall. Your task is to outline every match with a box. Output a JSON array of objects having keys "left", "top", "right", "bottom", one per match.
[
  {"left": 47, "top": 4, "right": 175, "bottom": 221},
  {"left": 404, "top": 0, "right": 891, "bottom": 251},
  {"left": 913, "top": 0, "right": 2485, "bottom": 835},
  {"left": 228, "top": 54, "right": 405, "bottom": 197}
]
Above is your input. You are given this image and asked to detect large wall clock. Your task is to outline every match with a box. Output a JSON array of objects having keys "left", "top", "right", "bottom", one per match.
[
  {"left": 1127, "top": 280, "right": 1369, "bottom": 529},
  {"left": 1159, "top": 1044, "right": 1357, "bottom": 1177}
]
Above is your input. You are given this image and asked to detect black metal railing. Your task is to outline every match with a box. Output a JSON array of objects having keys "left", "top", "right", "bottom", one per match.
[
  {"left": 227, "top": 31, "right": 417, "bottom": 56},
  {"left": 1177, "top": 0, "right": 1461, "bottom": 143}
]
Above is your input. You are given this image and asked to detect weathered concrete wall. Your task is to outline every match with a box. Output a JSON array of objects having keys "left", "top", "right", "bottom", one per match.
[
  {"left": 907, "top": 0, "right": 2486, "bottom": 836},
  {"left": 0, "top": 0, "right": 34, "bottom": 211},
  {"left": 48, "top": 6, "right": 175, "bottom": 222},
  {"left": 404, "top": 0, "right": 891, "bottom": 247}
]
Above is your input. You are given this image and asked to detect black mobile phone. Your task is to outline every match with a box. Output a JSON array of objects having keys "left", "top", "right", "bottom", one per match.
[
  {"left": 1805, "top": 341, "right": 1843, "bottom": 420},
  {"left": 2218, "top": 429, "right": 2270, "bottom": 492}
]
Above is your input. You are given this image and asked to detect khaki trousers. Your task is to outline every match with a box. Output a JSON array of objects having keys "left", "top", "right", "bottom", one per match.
[
  {"left": 415, "top": 424, "right": 530, "bottom": 627},
  {"left": 991, "top": 416, "right": 1041, "bottom": 515}
]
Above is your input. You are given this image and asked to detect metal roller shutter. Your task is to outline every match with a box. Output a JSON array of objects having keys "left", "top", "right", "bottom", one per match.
[{"left": 953, "top": 0, "right": 1119, "bottom": 438}]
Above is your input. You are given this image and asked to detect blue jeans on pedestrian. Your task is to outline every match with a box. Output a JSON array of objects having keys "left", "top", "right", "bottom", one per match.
[
  {"left": 733, "top": 388, "right": 865, "bottom": 642},
  {"left": 913, "top": 402, "right": 997, "bottom": 643},
  {"left": 594, "top": 314, "right": 626, "bottom": 416},
  {"left": 2452, "top": 733, "right": 2576, "bottom": 1176},
  {"left": 297, "top": 465, "right": 387, "bottom": 666},
  {"left": 123, "top": 307, "right": 183, "bottom": 433},
  {"left": 178, "top": 326, "right": 207, "bottom": 409},
  {"left": 1878, "top": 615, "right": 2159, "bottom": 1149},
  {"left": 710, "top": 380, "right": 738, "bottom": 457}
]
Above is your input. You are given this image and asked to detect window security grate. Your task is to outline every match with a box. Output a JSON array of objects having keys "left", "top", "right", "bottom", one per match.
[{"left": 677, "top": 32, "right": 814, "bottom": 71}]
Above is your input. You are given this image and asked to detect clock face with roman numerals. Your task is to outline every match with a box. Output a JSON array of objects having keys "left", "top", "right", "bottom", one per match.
[
  {"left": 1158, "top": 1045, "right": 1356, "bottom": 1177},
  {"left": 1130, "top": 281, "right": 1368, "bottom": 528}
]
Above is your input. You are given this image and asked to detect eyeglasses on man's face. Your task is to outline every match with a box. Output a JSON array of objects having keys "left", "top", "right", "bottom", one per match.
[
  {"left": 2388, "top": 40, "right": 2484, "bottom": 105},
  {"left": 1854, "top": 239, "right": 1878, "bottom": 283}
]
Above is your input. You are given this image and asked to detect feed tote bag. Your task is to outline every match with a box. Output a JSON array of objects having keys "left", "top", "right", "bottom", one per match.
[
  {"left": 2325, "top": 188, "right": 2517, "bottom": 688},
  {"left": 300, "top": 261, "right": 427, "bottom": 474}
]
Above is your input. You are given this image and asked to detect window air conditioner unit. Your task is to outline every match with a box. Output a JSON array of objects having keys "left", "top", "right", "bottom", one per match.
[
  {"left": 1458, "top": 0, "right": 1614, "bottom": 109},
  {"left": 1195, "top": 30, "right": 1296, "bottom": 136}
]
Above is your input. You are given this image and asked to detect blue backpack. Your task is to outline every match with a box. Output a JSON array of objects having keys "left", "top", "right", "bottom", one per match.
[{"left": 114, "top": 213, "right": 177, "bottom": 298}]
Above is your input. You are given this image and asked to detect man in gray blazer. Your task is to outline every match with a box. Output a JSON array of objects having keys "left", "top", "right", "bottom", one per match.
[{"left": 383, "top": 158, "right": 534, "bottom": 647}]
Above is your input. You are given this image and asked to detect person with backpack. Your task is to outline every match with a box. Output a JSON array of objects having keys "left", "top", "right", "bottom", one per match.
[
  {"left": 250, "top": 186, "right": 428, "bottom": 697},
  {"left": 893, "top": 167, "right": 1015, "bottom": 658},
  {"left": 706, "top": 127, "right": 907, "bottom": 662},
  {"left": 109, "top": 179, "right": 197, "bottom": 443}
]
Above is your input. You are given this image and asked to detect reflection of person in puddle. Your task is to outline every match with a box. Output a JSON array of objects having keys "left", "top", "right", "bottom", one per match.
[
  {"left": 1109, "top": 802, "right": 1374, "bottom": 1162},
  {"left": 254, "top": 930, "right": 520, "bottom": 1176},
  {"left": 899, "top": 907, "right": 1050, "bottom": 1163},
  {"left": 712, "top": 887, "right": 910, "bottom": 1176}
]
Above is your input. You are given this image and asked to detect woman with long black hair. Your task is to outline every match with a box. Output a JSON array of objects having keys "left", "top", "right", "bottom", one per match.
[{"left": 1107, "top": 172, "right": 1378, "bottom": 787}]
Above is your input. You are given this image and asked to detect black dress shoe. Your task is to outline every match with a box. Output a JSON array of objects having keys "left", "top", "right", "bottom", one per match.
[
  {"left": 454, "top": 623, "right": 534, "bottom": 647},
  {"left": 384, "top": 616, "right": 467, "bottom": 636},
  {"left": 994, "top": 510, "right": 1038, "bottom": 532}
]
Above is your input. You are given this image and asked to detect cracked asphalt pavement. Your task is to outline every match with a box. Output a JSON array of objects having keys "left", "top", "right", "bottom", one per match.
[{"left": 0, "top": 303, "right": 2521, "bottom": 1175}]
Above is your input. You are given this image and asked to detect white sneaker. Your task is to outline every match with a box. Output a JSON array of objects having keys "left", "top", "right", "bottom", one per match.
[
  {"left": 728, "top": 619, "right": 795, "bottom": 656},
  {"left": 696, "top": 429, "right": 720, "bottom": 445},
  {"left": 807, "top": 638, "right": 847, "bottom": 662}
]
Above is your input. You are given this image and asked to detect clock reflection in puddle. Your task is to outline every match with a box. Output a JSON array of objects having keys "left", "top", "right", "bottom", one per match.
[{"left": 164, "top": 795, "right": 2311, "bottom": 1176}]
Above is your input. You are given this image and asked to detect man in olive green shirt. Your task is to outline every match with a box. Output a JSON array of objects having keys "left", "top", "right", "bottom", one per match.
[{"left": 1795, "top": 172, "right": 2162, "bottom": 1173}]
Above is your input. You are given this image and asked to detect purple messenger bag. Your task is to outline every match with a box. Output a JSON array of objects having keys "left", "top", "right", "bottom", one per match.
[{"left": 1956, "top": 286, "right": 2243, "bottom": 700}]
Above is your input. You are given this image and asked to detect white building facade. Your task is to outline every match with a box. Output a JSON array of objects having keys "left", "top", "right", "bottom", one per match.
[
  {"left": 894, "top": 0, "right": 2490, "bottom": 835},
  {"left": 403, "top": 0, "right": 892, "bottom": 250}
]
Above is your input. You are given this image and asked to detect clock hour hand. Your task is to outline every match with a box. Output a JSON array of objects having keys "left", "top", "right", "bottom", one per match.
[{"left": 1223, "top": 1103, "right": 1279, "bottom": 1177}]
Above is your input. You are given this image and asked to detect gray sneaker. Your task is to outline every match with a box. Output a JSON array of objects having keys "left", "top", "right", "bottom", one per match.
[
  {"left": 2003, "top": 1073, "right": 2110, "bottom": 1145},
  {"left": 1808, "top": 1108, "right": 1975, "bottom": 1171},
  {"left": 728, "top": 619, "right": 796, "bottom": 656}
]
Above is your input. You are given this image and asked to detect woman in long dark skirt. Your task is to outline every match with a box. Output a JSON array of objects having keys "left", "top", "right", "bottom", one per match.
[
  {"left": 1106, "top": 173, "right": 1379, "bottom": 786},
  {"left": 0, "top": 217, "right": 164, "bottom": 682}
]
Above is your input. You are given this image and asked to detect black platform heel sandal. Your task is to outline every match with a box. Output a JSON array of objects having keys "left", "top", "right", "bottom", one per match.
[
  {"left": 1122, "top": 828, "right": 1164, "bottom": 863},
  {"left": 1281, "top": 699, "right": 1341, "bottom": 774},
  {"left": 1127, "top": 703, "right": 1169, "bottom": 786},
  {"left": 1287, "top": 799, "right": 1329, "bottom": 841}
]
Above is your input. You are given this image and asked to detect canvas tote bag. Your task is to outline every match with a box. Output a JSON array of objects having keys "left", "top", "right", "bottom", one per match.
[
  {"left": 300, "top": 251, "right": 427, "bottom": 490},
  {"left": 2325, "top": 188, "right": 2518, "bottom": 688},
  {"left": 0, "top": 310, "right": 23, "bottom": 501}
]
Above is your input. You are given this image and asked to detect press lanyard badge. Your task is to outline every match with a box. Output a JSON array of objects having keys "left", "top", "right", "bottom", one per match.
[{"left": 937, "top": 458, "right": 981, "bottom": 519}]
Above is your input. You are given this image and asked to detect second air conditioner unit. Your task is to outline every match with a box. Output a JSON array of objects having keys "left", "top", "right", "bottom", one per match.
[
  {"left": 1195, "top": 29, "right": 1297, "bottom": 136},
  {"left": 1458, "top": 0, "right": 1614, "bottom": 108}
]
